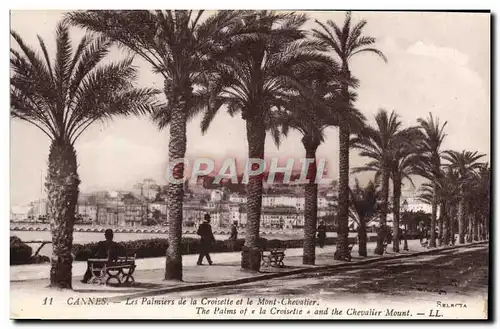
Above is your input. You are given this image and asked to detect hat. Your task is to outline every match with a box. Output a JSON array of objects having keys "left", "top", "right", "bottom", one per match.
[
  {"left": 204, "top": 213, "right": 211, "bottom": 222},
  {"left": 104, "top": 229, "right": 114, "bottom": 239}
]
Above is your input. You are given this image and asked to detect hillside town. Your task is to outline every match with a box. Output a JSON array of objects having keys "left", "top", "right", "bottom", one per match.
[{"left": 11, "top": 177, "right": 431, "bottom": 231}]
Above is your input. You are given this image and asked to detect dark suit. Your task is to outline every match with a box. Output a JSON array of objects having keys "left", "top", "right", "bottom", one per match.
[
  {"left": 229, "top": 225, "right": 238, "bottom": 251},
  {"left": 317, "top": 224, "right": 327, "bottom": 248},
  {"left": 197, "top": 222, "right": 215, "bottom": 265},
  {"left": 82, "top": 240, "right": 123, "bottom": 283},
  {"left": 229, "top": 225, "right": 238, "bottom": 240}
]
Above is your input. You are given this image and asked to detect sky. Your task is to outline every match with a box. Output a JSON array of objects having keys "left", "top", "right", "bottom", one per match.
[{"left": 9, "top": 10, "right": 491, "bottom": 207}]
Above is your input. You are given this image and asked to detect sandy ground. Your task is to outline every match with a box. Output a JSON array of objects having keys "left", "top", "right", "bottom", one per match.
[{"left": 172, "top": 244, "right": 489, "bottom": 320}]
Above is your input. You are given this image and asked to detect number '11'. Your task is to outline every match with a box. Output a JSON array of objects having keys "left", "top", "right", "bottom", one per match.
[{"left": 43, "top": 297, "right": 53, "bottom": 305}]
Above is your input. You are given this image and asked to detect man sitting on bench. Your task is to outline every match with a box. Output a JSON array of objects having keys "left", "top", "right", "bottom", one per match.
[{"left": 81, "top": 229, "right": 124, "bottom": 283}]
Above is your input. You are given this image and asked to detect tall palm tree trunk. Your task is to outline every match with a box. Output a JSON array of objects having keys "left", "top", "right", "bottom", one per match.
[
  {"left": 392, "top": 177, "right": 401, "bottom": 252},
  {"left": 480, "top": 216, "right": 486, "bottom": 240},
  {"left": 466, "top": 214, "right": 473, "bottom": 243},
  {"left": 164, "top": 92, "right": 187, "bottom": 281},
  {"left": 241, "top": 115, "right": 265, "bottom": 271},
  {"left": 46, "top": 138, "right": 80, "bottom": 289},
  {"left": 457, "top": 197, "right": 466, "bottom": 244},
  {"left": 429, "top": 185, "right": 438, "bottom": 248},
  {"left": 473, "top": 214, "right": 479, "bottom": 241},
  {"left": 334, "top": 66, "right": 351, "bottom": 261},
  {"left": 450, "top": 204, "right": 457, "bottom": 245},
  {"left": 442, "top": 201, "right": 450, "bottom": 245},
  {"left": 334, "top": 124, "right": 350, "bottom": 260},
  {"left": 485, "top": 216, "right": 489, "bottom": 240},
  {"left": 358, "top": 218, "right": 367, "bottom": 257},
  {"left": 437, "top": 203, "right": 444, "bottom": 246},
  {"left": 302, "top": 140, "right": 319, "bottom": 265},
  {"left": 374, "top": 165, "right": 389, "bottom": 255},
  {"left": 477, "top": 217, "right": 482, "bottom": 240},
  {"left": 483, "top": 212, "right": 491, "bottom": 240}
]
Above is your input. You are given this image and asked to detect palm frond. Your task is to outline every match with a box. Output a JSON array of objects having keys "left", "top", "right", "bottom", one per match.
[{"left": 11, "top": 20, "right": 163, "bottom": 144}]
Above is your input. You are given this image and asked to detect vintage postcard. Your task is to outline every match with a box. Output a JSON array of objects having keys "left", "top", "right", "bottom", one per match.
[{"left": 9, "top": 9, "right": 490, "bottom": 320}]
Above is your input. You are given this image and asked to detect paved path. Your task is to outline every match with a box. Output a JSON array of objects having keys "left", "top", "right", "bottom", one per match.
[
  {"left": 10, "top": 239, "right": 460, "bottom": 299},
  {"left": 168, "top": 244, "right": 489, "bottom": 320},
  {"left": 10, "top": 239, "right": 416, "bottom": 282},
  {"left": 177, "top": 244, "right": 489, "bottom": 300}
]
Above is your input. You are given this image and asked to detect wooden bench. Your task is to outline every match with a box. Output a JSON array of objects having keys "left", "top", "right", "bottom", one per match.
[
  {"left": 261, "top": 248, "right": 286, "bottom": 267},
  {"left": 87, "top": 251, "right": 137, "bottom": 286}
]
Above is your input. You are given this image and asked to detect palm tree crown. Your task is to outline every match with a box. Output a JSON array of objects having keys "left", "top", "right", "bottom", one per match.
[
  {"left": 200, "top": 11, "right": 336, "bottom": 131},
  {"left": 11, "top": 21, "right": 161, "bottom": 144},
  {"left": 443, "top": 150, "right": 486, "bottom": 182},
  {"left": 352, "top": 109, "right": 416, "bottom": 178},
  {"left": 313, "top": 12, "right": 387, "bottom": 66},
  {"left": 415, "top": 113, "right": 448, "bottom": 179},
  {"left": 67, "top": 10, "right": 242, "bottom": 128}
]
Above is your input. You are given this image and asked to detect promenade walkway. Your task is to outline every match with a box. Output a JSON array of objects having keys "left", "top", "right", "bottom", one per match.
[{"left": 11, "top": 239, "right": 459, "bottom": 295}]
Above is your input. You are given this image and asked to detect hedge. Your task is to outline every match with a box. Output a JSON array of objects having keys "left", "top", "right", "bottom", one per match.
[
  {"left": 11, "top": 234, "right": 385, "bottom": 264},
  {"left": 72, "top": 235, "right": 380, "bottom": 261},
  {"left": 10, "top": 236, "right": 32, "bottom": 265}
]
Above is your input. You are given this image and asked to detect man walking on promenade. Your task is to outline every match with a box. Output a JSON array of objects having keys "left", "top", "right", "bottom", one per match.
[
  {"left": 229, "top": 221, "right": 238, "bottom": 251},
  {"left": 317, "top": 220, "right": 327, "bottom": 248},
  {"left": 197, "top": 213, "right": 215, "bottom": 265}
]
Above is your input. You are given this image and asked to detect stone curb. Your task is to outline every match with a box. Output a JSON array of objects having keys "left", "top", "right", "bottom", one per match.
[{"left": 108, "top": 241, "right": 488, "bottom": 302}]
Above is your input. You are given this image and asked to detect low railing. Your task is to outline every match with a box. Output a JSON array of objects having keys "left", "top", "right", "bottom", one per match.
[
  {"left": 11, "top": 223, "right": 308, "bottom": 236},
  {"left": 23, "top": 240, "right": 52, "bottom": 257}
]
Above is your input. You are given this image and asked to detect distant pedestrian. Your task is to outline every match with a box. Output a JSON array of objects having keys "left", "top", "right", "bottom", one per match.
[
  {"left": 317, "top": 221, "right": 327, "bottom": 248},
  {"left": 229, "top": 221, "right": 238, "bottom": 251},
  {"left": 421, "top": 226, "right": 429, "bottom": 241},
  {"left": 386, "top": 227, "right": 393, "bottom": 245},
  {"left": 197, "top": 213, "right": 215, "bottom": 265}
]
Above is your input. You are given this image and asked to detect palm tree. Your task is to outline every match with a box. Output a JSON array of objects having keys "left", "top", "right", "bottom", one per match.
[
  {"left": 282, "top": 111, "right": 324, "bottom": 265},
  {"left": 464, "top": 166, "right": 490, "bottom": 242},
  {"left": 418, "top": 166, "right": 460, "bottom": 246},
  {"left": 387, "top": 129, "right": 423, "bottom": 251},
  {"left": 473, "top": 164, "right": 490, "bottom": 241},
  {"left": 442, "top": 167, "right": 461, "bottom": 245},
  {"left": 351, "top": 109, "right": 414, "bottom": 255},
  {"left": 442, "top": 150, "right": 485, "bottom": 244},
  {"left": 199, "top": 11, "right": 334, "bottom": 270},
  {"left": 312, "top": 11, "right": 387, "bottom": 260},
  {"left": 349, "top": 179, "right": 378, "bottom": 256},
  {"left": 416, "top": 113, "right": 447, "bottom": 248},
  {"left": 277, "top": 65, "right": 353, "bottom": 265},
  {"left": 10, "top": 22, "right": 160, "bottom": 289},
  {"left": 67, "top": 10, "right": 241, "bottom": 280}
]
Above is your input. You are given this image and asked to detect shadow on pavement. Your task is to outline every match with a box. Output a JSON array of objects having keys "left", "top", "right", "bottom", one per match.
[{"left": 185, "top": 245, "right": 488, "bottom": 299}]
